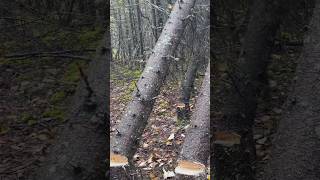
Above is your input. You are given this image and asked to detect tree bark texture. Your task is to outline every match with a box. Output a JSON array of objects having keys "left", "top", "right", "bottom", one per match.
[
  {"left": 262, "top": 1, "right": 320, "bottom": 179},
  {"left": 110, "top": 0, "right": 197, "bottom": 178},
  {"left": 176, "top": 64, "right": 210, "bottom": 179}
]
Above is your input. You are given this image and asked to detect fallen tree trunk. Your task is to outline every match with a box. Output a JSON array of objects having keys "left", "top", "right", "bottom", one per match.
[
  {"left": 32, "top": 33, "right": 110, "bottom": 180},
  {"left": 110, "top": 0, "right": 197, "bottom": 178},
  {"left": 212, "top": 0, "right": 292, "bottom": 179},
  {"left": 175, "top": 64, "right": 210, "bottom": 179},
  {"left": 262, "top": 1, "right": 320, "bottom": 179}
]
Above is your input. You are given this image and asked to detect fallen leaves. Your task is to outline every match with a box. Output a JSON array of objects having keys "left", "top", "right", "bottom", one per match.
[{"left": 163, "top": 168, "right": 175, "bottom": 179}]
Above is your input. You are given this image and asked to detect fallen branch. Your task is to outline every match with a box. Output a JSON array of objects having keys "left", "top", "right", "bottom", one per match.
[
  {"left": 4, "top": 49, "right": 95, "bottom": 59},
  {"left": 4, "top": 54, "right": 91, "bottom": 61}
]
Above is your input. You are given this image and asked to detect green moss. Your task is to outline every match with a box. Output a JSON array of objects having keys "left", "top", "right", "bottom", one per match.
[
  {"left": 21, "top": 112, "right": 38, "bottom": 125},
  {"left": 78, "top": 28, "right": 102, "bottom": 48},
  {"left": 50, "top": 91, "right": 67, "bottom": 104},
  {"left": 63, "top": 61, "right": 87, "bottom": 84},
  {"left": 119, "top": 81, "right": 137, "bottom": 103},
  {"left": 122, "top": 69, "right": 142, "bottom": 79},
  {"left": 42, "top": 107, "right": 65, "bottom": 121},
  {"left": 16, "top": 73, "right": 35, "bottom": 81},
  {"left": 0, "top": 125, "right": 9, "bottom": 134},
  {"left": 1, "top": 58, "right": 34, "bottom": 66},
  {"left": 280, "top": 32, "right": 297, "bottom": 42},
  {"left": 158, "top": 99, "right": 169, "bottom": 109}
]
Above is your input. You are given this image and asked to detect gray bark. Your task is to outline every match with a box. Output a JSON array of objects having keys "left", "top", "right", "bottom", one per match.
[
  {"left": 176, "top": 64, "right": 210, "bottom": 179},
  {"left": 262, "top": 1, "right": 320, "bottom": 179},
  {"left": 135, "top": 0, "right": 144, "bottom": 56},
  {"left": 110, "top": 0, "right": 197, "bottom": 178},
  {"left": 150, "top": 0, "right": 158, "bottom": 41}
]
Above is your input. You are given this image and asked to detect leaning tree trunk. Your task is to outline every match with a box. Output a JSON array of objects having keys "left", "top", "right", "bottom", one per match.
[
  {"left": 212, "top": 0, "right": 290, "bottom": 179},
  {"left": 32, "top": 22, "right": 110, "bottom": 180},
  {"left": 110, "top": 0, "right": 197, "bottom": 178},
  {"left": 175, "top": 64, "right": 210, "bottom": 179},
  {"left": 262, "top": 1, "right": 320, "bottom": 179}
]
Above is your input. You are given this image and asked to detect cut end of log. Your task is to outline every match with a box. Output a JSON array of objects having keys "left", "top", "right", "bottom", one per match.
[
  {"left": 110, "top": 152, "right": 128, "bottom": 167},
  {"left": 214, "top": 131, "right": 241, "bottom": 147},
  {"left": 175, "top": 160, "right": 206, "bottom": 176}
]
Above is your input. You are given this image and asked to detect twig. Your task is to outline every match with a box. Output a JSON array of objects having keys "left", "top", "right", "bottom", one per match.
[
  {"left": 77, "top": 63, "right": 94, "bottom": 97},
  {"left": 4, "top": 49, "right": 95, "bottom": 59}
]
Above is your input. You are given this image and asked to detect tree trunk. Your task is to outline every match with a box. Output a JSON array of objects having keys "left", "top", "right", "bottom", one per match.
[
  {"left": 135, "top": 0, "right": 144, "bottom": 57},
  {"left": 156, "top": 0, "right": 164, "bottom": 36},
  {"left": 177, "top": 58, "right": 200, "bottom": 123},
  {"left": 116, "top": 6, "right": 125, "bottom": 62},
  {"left": 127, "top": 0, "right": 138, "bottom": 58},
  {"left": 110, "top": 0, "right": 197, "bottom": 178},
  {"left": 175, "top": 64, "right": 210, "bottom": 179},
  {"left": 150, "top": 0, "right": 158, "bottom": 41},
  {"left": 32, "top": 26, "right": 110, "bottom": 180},
  {"left": 212, "top": 0, "right": 289, "bottom": 179},
  {"left": 262, "top": 1, "right": 320, "bottom": 179}
]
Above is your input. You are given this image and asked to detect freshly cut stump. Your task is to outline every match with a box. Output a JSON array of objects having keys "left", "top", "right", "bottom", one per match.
[
  {"left": 175, "top": 64, "right": 210, "bottom": 179},
  {"left": 175, "top": 160, "right": 206, "bottom": 176},
  {"left": 110, "top": 153, "right": 128, "bottom": 167}
]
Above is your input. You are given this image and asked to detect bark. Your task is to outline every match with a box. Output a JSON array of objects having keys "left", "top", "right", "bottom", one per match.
[
  {"left": 182, "top": 58, "right": 200, "bottom": 105},
  {"left": 212, "top": 0, "right": 289, "bottom": 179},
  {"left": 176, "top": 64, "right": 210, "bottom": 179},
  {"left": 177, "top": 58, "right": 200, "bottom": 122},
  {"left": 156, "top": 0, "right": 164, "bottom": 36},
  {"left": 262, "top": 1, "right": 320, "bottom": 179},
  {"left": 127, "top": 0, "right": 138, "bottom": 58},
  {"left": 117, "top": 6, "right": 125, "bottom": 61},
  {"left": 150, "top": 0, "right": 158, "bottom": 41},
  {"left": 32, "top": 28, "right": 110, "bottom": 180},
  {"left": 135, "top": 0, "right": 144, "bottom": 56},
  {"left": 110, "top": 0, "right": 196, "bottom": 178}
]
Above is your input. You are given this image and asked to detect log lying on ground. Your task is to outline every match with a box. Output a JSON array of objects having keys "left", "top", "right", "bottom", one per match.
[
  {"left": 212, "top": 0, "right": 295, "bottom": 179},
  {"left": 175, "top": 64, "right": 210, "bottom": 179},
  {"left": 262, "top": 1, "right": 320, "bottom": 180},
  {"left": 32, "top": 34, "right": 110, "bottom": 180},
  {"left": 110, "top": 0, "right": 196, "bottom": 178}
]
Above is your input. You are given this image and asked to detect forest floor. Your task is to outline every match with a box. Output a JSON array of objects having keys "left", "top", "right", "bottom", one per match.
[
  {"left": 109, "top": 44, "right": 301, "bottom": 179},
  {"left": 0, "top": 44, "right": 300, "bottom": 179},
  {"left": 110, "top": 65, "right": 204, "bottom": 179},
  {"left": 0, "top": 58, "right": 90, "bottom": 179}
]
